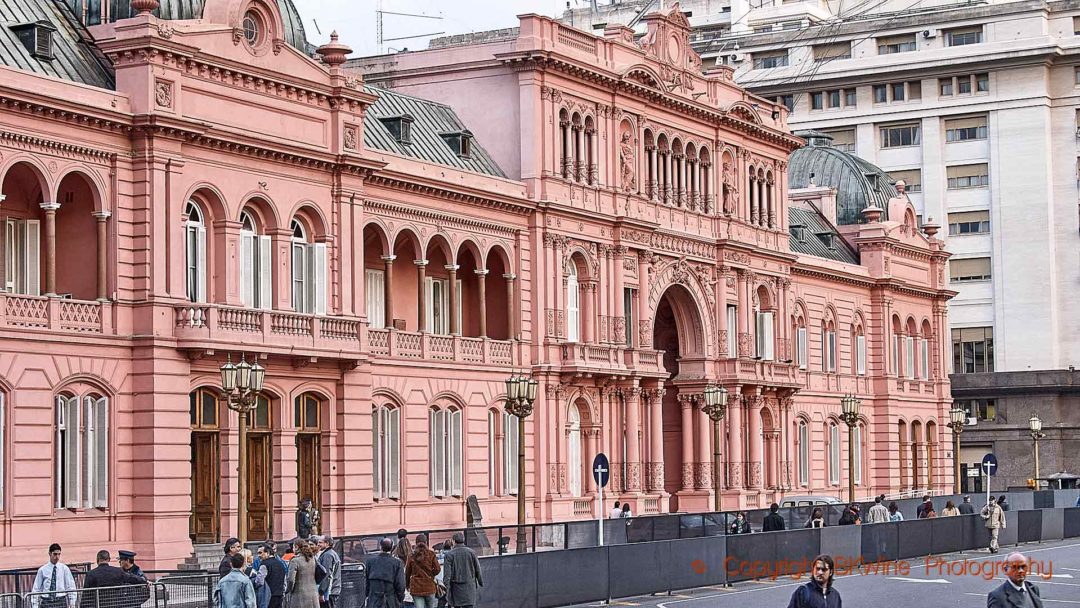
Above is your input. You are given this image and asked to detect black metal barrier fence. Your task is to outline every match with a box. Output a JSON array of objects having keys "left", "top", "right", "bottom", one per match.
[{"left": 478, "top": 506, "right": 1080, "bottom": 608}]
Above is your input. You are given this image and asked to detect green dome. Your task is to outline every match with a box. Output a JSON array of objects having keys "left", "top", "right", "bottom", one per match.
[{"left": 788, "top": 130, "right": 897, "bottom": 225}]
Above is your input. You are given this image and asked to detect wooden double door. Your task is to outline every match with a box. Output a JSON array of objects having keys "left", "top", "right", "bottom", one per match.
[{"left": 190, "top": 430, "right": 276, "bottom": 542}]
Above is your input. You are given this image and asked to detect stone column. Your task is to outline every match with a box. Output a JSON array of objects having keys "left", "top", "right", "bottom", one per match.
[
  {"left": 747, "top": 395, "right": 762, "bottom": 489},
  {"left": 613, "top": 247, "right": 626, "bottom": 345},
  {"left": 93, "top": 210, "right": 111, "bottom": 300},
  {"left": 718, "top": 267, "right": 730, "bottom": 357},
  {"left": 415, "top": 259, "right": 428, "bottom": 331},
  {"left": 504, "top": 273, "right": 517, "bottom": 340},
  {"left": 585, "top": 429, "right": 600, "bottom": 495},
  {"left": 574, "top": 127, "right": 584, "bottom": 181},
  {"left": 637, "top": 253, "right": 650, "bottom": 348},
  {"left": 748, "top": 176, "right": 758, "bottom": 224},
  {"left": 446, "top": 265, "right": 460, "bottom": 335},
  {"left": 649, "top": 148, "right": 658, "bottom": 200},
  {"left": 735, "top": 270, "right": 749, "bottom": 358},
  {"left": 475, "top": 269, "right": 488, "bottom": 337},
  {"left": 381, "top": 255, "right": 396, "bottom": 329},
  {"left": 562, "top": 122, "right": 573, "bottom": 178},
  {"left": 648, "top": 389, "right": 664, "bottom": 491},
  {"left": 625, "top": 387, "right": 642, "bottom": 491},
  {"left": 679, "top": 394, "right": 694, "bottom": 492},
  {"left": 41, "top": 201, "right": 59, "bottom": 296},
  {"left": 695, "top": 397, "right": 711, "bottom": 490},
  {"left": 727, "top": 393, "right": 744, "bottom": 489},
  {"left": 767, "top": 178, "right": 777, "bottom": 228},
  {"left": 663, "top": 152, "right": 672, "bottom": 204}
]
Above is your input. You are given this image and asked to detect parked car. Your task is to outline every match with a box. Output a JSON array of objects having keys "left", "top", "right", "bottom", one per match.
[{"left": 779, "top": 495, "right": 843, "bottom": 508}]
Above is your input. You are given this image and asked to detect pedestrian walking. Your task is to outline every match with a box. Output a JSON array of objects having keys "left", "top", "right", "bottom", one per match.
[
  {"left": 838, "top": 504, "right": 860, "bottom": 525},
  {"left": 434, "top": 542, "right": 450, "bottom": 608},
  {"left": 80, "top": 550, "right": 148, "bottom": 608},
  {"left": 221, "top": 538, "right": 244, "bottom": 577},
  {"left": 959, "top": 495, "right": 976, "bottom": 515},
  {"left": 620, "top": 503, "right": 633, "bottom": 518},
  {"left": 763, "top": 503, "right": 786, "bottom": 532},
  {"left": 997, "top": 496, "right": 1010, "bottom": 512},
  {"left": 217, "top": 553, "right": 257, "bottom": 608},
  {"left": 317, "top": 536, "right": 341, "bottom": 608},
  {"left": 729, "top": 512, "right": 751, "bottom": 534},
  {"left": 365, "top": 538, "right": 406, "bottom": 608},
  {"left": 867, "top": 496, "right": 890, "bottom": 524},
  {"left": 297, "top": 499, "right": 315, "bottom": 539},
  {"left": 887, "top": 502, "right": 903, "bottom": 522},
  {"left": 31, "top": 543, "right": 77, "bottom": 608},
  {"left": 260, "top": 543, "right": 287, "bottom": 608},
  {"left": 941, "top": 500, "right": 960, "bottom": 517},
  {"left": 609, "top": 501, "right": 622, "bottom": 519},
  {"left": 405, "top": 535, "right": 441, "bottom": 608},
  {"left": 785, "top": 554, "right": 841, "bottom": 608},
  {"left": 981, "top": 497, "right": 1007, "bottom": 553},
  {"left": 917, "top": 494, "right": 932, "bottom": 519},
  {"left": 285, "top": 539, "right": 321, "bottom": 608},
  {"left": 805, "top": 507, "right": 826, "bottom": 529},
  {"left": 923, "top": 501, "right": 937, "bottom": 518},
  {"left": 986, "top": 552, "right": 1043, "bottom": 608},
  {"left": 443, "top": 533, "right": 482, "bottom": 608}
]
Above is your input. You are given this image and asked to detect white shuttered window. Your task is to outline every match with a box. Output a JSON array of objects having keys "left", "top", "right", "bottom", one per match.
[
  {"left": 856, "top": 334, "right": 867, "bottom": 375},
  {"left": 905, "top": 336, "right": 916, "bottom": 379},
  {"left": 566, "top": 265, "right": 580, "bottom": 342},
  {"left": 365, "top": 269, "right": 386, "bottom": 328},
  {"left": 430, "top": 408, "right": 463, "bottom": 497},
  {"left": 56, "top": 394, "right": 108, "bottom": 509},
  {"left": 756, "top": 312, "right": 775, "bottom": 360},
  {"left": 373, "top": 406, "right": 400, "bottom": 499},
  {"left": 4, "top": 218, "right": 40, "bottom": 295},
  {"left": 797, "top": 326, "right": 808, "bottom": 369},
  {"left": 919, "top": 338, "right": 930, "bottom": 380},
  {"left": 503, "top": 412, "right": 520, "bottom": 494},
  {"left": 726, "top": 305, "right": 738, "bottom": 357},
  {"left": 240, "top": 217, "right": 272, "bottom": 309},
  {"left": 184, "top": 202, "right": 206, "bottom": 303},
  {"left": 828, "top": 424, "right": 840, "bottom": 484}
]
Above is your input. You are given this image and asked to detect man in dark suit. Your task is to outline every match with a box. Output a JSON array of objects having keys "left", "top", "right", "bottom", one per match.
[
  {"left": 987, "top": 552, "right": 1043, "bottom": 608},
  {"left": 81, "top": 550, "right": 148, "bottom": 608}
]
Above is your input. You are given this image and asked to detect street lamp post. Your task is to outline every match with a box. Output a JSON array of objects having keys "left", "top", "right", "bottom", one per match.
[
  {"left": 839, "top": 394, "right": 861, "bottom": 504},
  {"left": 1029, "top": 414, "right": 1045, "bottom": 489},
  {"left": 504, "top": 371, "right": 537, "bottom": 553},
  {"left": 220, "top": 354, "right": 266, "bottom": 544},
  {"left": 947, "top": 405, "right": 966, "bottom": 494},
  {"left": 701, "top": 384, "right": 728, "bottom": 513}
]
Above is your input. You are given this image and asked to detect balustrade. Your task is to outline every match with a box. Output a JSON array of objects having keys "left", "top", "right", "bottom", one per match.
[{"left": 0, "top": 293, "right": 108, "bottom": 334}]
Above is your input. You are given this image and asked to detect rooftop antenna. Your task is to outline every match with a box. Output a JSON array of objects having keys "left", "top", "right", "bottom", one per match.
[
  {"left": 311, "top": 19, "right": 322, "bottom": 36},
  {"left": 376, "top": 0, "right": 445, "bottom": 55},
  {"left": 627, "top": 0, "right": 658, "bottom": 28}
]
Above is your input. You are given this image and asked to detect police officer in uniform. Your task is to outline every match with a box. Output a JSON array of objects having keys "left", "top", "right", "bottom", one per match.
[
  {"left": 117, "top": 551, "right": 144, "bottom": 579},
  {"left": 81, "top": 550, "right": 148, "bottom": 608}
]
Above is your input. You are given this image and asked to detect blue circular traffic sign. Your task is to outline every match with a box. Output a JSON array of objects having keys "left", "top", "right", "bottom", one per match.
[
  {"left": 982, "top": 453, "right": 998, "bottom": 476},
  {"left": 592, "top": 453, "right": 610, "bottom": 488}
]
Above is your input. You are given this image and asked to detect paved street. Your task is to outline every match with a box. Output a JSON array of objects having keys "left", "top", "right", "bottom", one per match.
[{"left": 570, "top": 538, "right": 1080, "bottom": 607}]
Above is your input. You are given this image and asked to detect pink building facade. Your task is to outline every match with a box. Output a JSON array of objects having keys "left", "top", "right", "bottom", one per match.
[{"left": 0, "top": 0, "right": 952, "bottom": 567}]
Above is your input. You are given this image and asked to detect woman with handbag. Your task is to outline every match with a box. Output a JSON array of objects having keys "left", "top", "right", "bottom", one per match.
[
  {"left": 285, "top": 539, "right": 321, "bottom": 608},
  {"left": 404, "top": 535, "right": 441, "bottom": 608}
]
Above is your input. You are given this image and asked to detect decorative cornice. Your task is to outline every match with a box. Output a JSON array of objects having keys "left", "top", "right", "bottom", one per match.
[
  {"left": 364, "top": 197, "right": 519, "bottom": 238},
  {"left": 0, "top": 129, "right": 116, "bottom": 163},
  {"left": 0, "top": 95, "right": 132, "bottom": 135},
  {"left": 364, "top": 174, "right": 534, "bottom": 217}
]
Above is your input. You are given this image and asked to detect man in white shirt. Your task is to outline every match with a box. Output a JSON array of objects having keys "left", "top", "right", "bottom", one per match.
[
  {"left": 31, "top": 543, "right": 77, "bottom": 608},
  {"left": 609, "top": 501, "right": 621, "bottom": 519}
]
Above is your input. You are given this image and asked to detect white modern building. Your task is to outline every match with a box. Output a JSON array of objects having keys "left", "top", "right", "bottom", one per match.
[{"left": 565, "top": 0, "right": 1080, "bottom": 489}]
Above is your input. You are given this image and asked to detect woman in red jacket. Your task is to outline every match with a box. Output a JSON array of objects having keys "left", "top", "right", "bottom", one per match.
[{"left": 404, "top": 534, "right": 441, "bottom": 608}]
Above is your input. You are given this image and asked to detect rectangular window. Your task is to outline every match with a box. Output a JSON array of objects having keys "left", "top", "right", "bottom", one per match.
[
  {"left": 945, "top": 116, "right": 988, "bottom": 142},
  {"left": 919, "top": 338, "right": 930, "bottom": 380},
  {"left": 946, "top": 163, "right": 989, "bottom": 189},
  {"left": 1074, "top": 16, "right": 1080, "bottom": 35},
  {"left": 905, "top": 336, "right": 915, "bottom": 380},
  {"left": 292, "top": 243, "right": 328, "bottom": 314},
  {"left": 824, "top": 129, "right": 856, "bottom": 153},
  {"left": 948, "top": 210, "right": 991, "bottom": 235},
  {"left": 776, "top": 94, "right": 794, "bottom": 112},
  {"left": 853, "top": 425, "right": 862, "bottom": 485},
  {"left": 503, "top": 412, "right": 520, "bottom": 495},
  {"left": 958, "top": 76, "right": 972, "bottom": 95},
  {"left": 811, "top": 91, "right": 824, "bottom": 111},
  {"left": 753, "top": 51, "right": 789, "bottom": 69},
  {"left": 430, "top": 409, "right": 463, "bottom": 497},
  {"left": 726, "top": 305, "right": 738, "bottom": 358},
  {"left": 373, "top": 406, "right": 400, "bottom": 499},
  {"left": 756, "top": 311, "right": 775, "bottom": 360},
  {"left": 844, "top": 88, "right": 857, "bottom": 107},
  {"left": 950, "top": 257, "right": 992, "bottom": 282},
  {"left": 797, "top": 326, "right": 808, "bottom": 370},
  {"left": 4, "top": 218, "right": 41, "bottom": 296},
  {"left": 827, "top": 331, "right": 837, "bottom": 372},
  {"left": 426, "top": 277, "right": 462, "bottom": 334},
  {"left": 365, "top": 269, "right": 386, "bottom": 329},
  {"left": 878, "top": 34, "right": 916, "bottom": 54},
  {"left": 827, "top": 90, "right": 841, "bottom": 109},
  {"left": 939, "top": 77, "right": 954, "bottom": 97},
  {"left": 880, "top": 124, "right": 921, "bottom": 148},
  {"left": 623, "top": 288, "right": 635, "bottom": 346},
  {"left": 798, "top": 423, "right": 809, "bottom": 486},
  {"left": 488, "top": 411, "right": 497, "bottom": 496},
  {"left": 959, "top": 398, "right": 996, "bottom": 421},
  {"left": 873, "top": 84, "right": 887, "bottom": 104},
  {"left": 829, "top": 425, "right": 840, "bottom": 484},
  {"left": 891, "top": 82, "right": 906, "bottom": 101},
  {"left": 946, "top": 27, "right": 983, "bottom": 47},
  {"left": 952, "top": 326, "right": 994, "bottom": 373},
  {"left": 813, "top": 42, "right": 852, "bottom": 62},
  {"left": 908, "top": 80, "right": 921, "bottom": 100},
  {"left": 566, "top": 273, "right": 580, "bottom": 342},
  {"left": 891, "top": 334, "right": 899, "bottom": 376},
  {"left": 976, "top": 72, "right": 989, "bottom": 92},
  {"left": 889, "top": 169, "right": 922, "bottom": 192},
  {"left": 856, "top": 334, "right": 867, "bottom": 375}
]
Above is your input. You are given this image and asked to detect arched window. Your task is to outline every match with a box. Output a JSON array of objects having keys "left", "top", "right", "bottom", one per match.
[
  {"left": 430, "top": 406, "right": 462, "bottom": 497},
  {"left": 56, "top": 392, "right": 108, "bottom": 509},
  {"left": 919, "top": 321, "right": 932, "bottom": 380},
  {"left": 854, "top": 325, "right": 867, "bottom": 376},
  {"left": 566, "top": 263, "right": 580, "bottom": 342},
  {"left": 290, "top": 219, "right": 328, "bottom": 315},
  {"left": 294, "top": 392, "right": 323, "bottom": 508},
  {"left": 795, "top": 317, "right": 808, "bottom": 370},
  {"left": 827, "top": 422, "right": 840, "bottom": 485},
  {"left": 373, "top": 404, "right": 400, "bottom": 500},
  {"left": 797, "top": 419, "right": 809, "bottom": 487},
  {"left": 822, "top": 322, "right": 837, "bottom": 373},
  {"left": 754, "top": 287, "right": 775, "bottom": 360},
  {"left": 853, "top": 423, "right": 863, "bottom": 485},
  {"left": 240, "top": 210, "right": 272, "bottom": 309},
  {"left": 567, "top": 405, "right": 582, "bottom": 497},
  {"left": 185, "top": 201, "right": 207, "bottom": 303}
]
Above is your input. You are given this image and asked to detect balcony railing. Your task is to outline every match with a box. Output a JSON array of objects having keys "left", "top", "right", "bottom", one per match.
[
  {"left": 174, "top": 304, "right": 361, "bottom": 351},
  {"left": 366, "top": 328, "right": 516, "bottom": 366},
  {"left": 0, "top": 293, "right": 110, "bottom": 334},
  {"left": 558, "top": 343, "right": 664, "bottom": 374}
]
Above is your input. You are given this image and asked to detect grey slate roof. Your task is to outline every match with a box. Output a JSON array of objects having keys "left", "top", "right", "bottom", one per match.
[
  {"left": 0, "top": 0, "right": 114, "bottom": 88},
  {"left": 788, "top": 130, "right": 895, "bottom": 225},
  {"left": 363, "top": 85, "right": 507, "bottom": 178},
  {"left": 65, "top": 0, "right": 311, "bottom": 53},
  {"left": 788, "top": 205, "right": 859, "bottom": 265}
]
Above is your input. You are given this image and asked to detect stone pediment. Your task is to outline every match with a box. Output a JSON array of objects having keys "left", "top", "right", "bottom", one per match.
[{"left": 637, "top": 1, "right": 702, "bottom": 72}]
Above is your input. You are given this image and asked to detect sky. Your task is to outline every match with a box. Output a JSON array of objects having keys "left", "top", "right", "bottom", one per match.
[{"left": 291, "top": 0, "right": 580, "bottom": 56}]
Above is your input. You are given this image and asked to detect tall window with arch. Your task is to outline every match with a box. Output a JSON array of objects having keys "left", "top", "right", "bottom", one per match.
[
  {"left": 185, "top": 200, "right": 207, "bottom": 303},
  {"left": 797, "top": 419, "right": 810, "bottom": 487},
  {"left": 372, "top": 404, "right": 400, "bottom": 500},
  {"left": 919, "top": 321, "right": 931, "bottom": 380},
  {"left": 56, "top": 392, "right": 108, "bottom": 509},
  {"left": 855, "top": 325, "right": 867, "bottom": 376},
  {"left": 489, "top": 410, "right": 520, "bottom": 496},
  {"left": 430, "top": 406, "right": 463, "bottom": 498},
  {"left": 290, "top": 219, "right": 328, "bottom": 315},
  {"left": 822, "top": 323, "right": 837, "bottom": 372},
  {"left": 795, "top": 318, "right": 808, "bottom": 370},
  {"left": 246, "top": 393, "right": 273, "bottom": 539},
  {"left": 566, "top": 262, "right": 580, "bottom": 342},
  {"left": 827, "top": 422, "right": 840, "bottom": 485},
  {"left": 294, "top": 393, "right": 323, "bottom": 509},
  {"left": 567, "top": 405, "right": 582, "bottom": 497},
  {"left": 502, "top": 411, "right": 520, "bottom": 495},
  {"left": 754, "top": 289, "right": 775, "bottom": 360},
  {"left": 239, "top": 210, "right": 272, "bottom": 309},
  {"left": 853, "top": 423, "right": 863, "bottom": 485}
]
